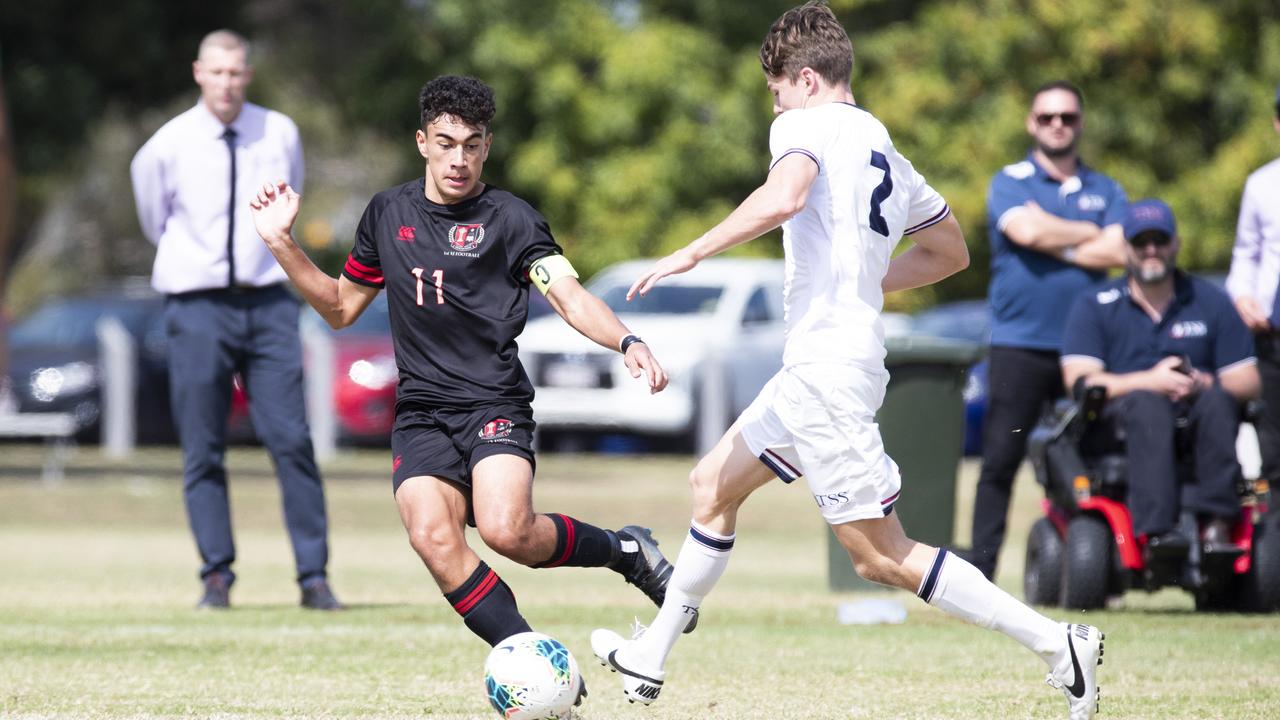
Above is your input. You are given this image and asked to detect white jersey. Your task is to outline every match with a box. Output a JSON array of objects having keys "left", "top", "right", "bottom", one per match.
[{"left": 769, "top": 103, "right": 949, "bottom": 369}]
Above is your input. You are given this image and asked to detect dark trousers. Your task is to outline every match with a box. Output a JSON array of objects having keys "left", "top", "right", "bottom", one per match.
[
  {"left": 1100, "top": 389, "right": 1241, "bottom": 536},
  {"left": 1254, "top": 334, "right": 1280, "bottom": 485},
  {"left": 970, "top": 346, "right": 1064, "bottom": 578},
  {"left": 165, "top": 285, "right": 329, "bottom": 585}
]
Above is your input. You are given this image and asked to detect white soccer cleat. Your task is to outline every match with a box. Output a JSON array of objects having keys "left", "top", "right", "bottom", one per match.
[
  {"left": 590, "top": 627, "right": 666, "bottom": 705},
  {"left": 1046, "top": 623, "right": 1104, "bottom": 720}
]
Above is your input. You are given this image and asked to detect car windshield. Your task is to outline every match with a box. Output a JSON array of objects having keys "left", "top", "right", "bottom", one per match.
[
  {"left": 596, "top": 284, "right": 723, "bottom": 315},
  {"left": 913, "top": 303, "right": 990, "bottom": 344},
  {"left": 10, "top": 300, "right": 155, "bottom": 346}
]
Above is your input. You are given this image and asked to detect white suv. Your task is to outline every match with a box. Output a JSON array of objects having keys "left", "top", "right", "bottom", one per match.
[{"left": 519, "top": 258, "right": 786, "bottom": 447}]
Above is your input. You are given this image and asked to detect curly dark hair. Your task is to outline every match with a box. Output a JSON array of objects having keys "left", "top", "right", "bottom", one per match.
[
  {"left": 759, "top": 2, "right": 852, "bottom": 84},
  {"left": 419, "top": 75, "right": 497, "bottom": 131}
]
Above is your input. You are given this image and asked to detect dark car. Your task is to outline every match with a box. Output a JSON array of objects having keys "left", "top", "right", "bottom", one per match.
[
  {"left": 8, "top": 282, "right": 262, "bottom": 445},
  {"left": 912, "top": 300, "right": 990, "bottom": 456},
  {"left": 6, "top": 284, "right": 175, "bottom": 442}
]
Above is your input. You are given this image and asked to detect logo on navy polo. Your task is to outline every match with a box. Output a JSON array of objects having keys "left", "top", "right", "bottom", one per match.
[
  {"left": 478, "top": 418, "right": 514, "bottom": 440},
  {"left": 446, "top": 223, "right": 485, "bottom": 255},
  {"left": 1077, "top": 194, "right": 1107, "bottom": 212},
  {"left": 1002, "top": 161, "right": 1034, "bottom": 179},
  {"left": 1170, "top": 321, "right": 1208, "bottom": 339},
  {"left": 1096, "top": 288, "right": 1122, "bottom": 305},
  {"left": 397, "top": 225, "right": 416, "bottom": 242}
]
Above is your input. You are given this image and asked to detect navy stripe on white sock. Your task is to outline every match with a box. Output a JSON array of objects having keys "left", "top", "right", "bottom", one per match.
[
  {"left": 689, "top": 526, "right": 734, "bottom": 552},
  {"left": 917, "top": 548, "right": 949, "bottom": 603}
]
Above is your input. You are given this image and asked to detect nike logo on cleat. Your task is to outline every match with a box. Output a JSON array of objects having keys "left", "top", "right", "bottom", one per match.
[
  {"left": 633, "top": 684, "right": 661, "bottom": 700},
  {"left": 607, "top": 651, "right": 664, "bottom": 686},
  {"left": 1065, "top": 626, "right": 1087, "bottom": 698}
]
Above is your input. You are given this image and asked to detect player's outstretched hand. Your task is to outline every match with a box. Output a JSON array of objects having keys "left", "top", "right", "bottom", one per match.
[
  {"left": 624, "top": 343, "right": 668, "bottom": 394},
  {"left": 627, "top": 247, "right": 698, "bottom": 301},
  {"left": 249, "top": 180, "right": 301, "bottom": 248}
]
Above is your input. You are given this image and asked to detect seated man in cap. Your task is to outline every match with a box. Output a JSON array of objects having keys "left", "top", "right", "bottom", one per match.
[{"left": 1059, "top": 199, "right": 1260, "bottom": 557}]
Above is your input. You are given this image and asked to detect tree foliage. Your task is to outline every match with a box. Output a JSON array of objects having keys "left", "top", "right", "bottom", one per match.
[{"left": 3, "top": 0, "right": 1280, "bottom": 312}]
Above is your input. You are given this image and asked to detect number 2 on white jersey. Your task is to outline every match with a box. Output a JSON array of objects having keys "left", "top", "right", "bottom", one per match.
[
  {"left": 411, "top": 267, "right": 444, "bottom": 306},
  {"left": 868, "top": 150, "right": 893, "bottom": 237}
]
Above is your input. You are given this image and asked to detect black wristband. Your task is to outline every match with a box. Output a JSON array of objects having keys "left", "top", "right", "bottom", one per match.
[{"left": 619, "top": 334, "right": 644, "bottom": 354}]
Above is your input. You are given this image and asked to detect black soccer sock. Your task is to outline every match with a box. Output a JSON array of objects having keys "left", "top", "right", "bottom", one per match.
[
  {"left": 532, "top": 513, "right": 618, "bottom": 568},
  {"left": 444, "top": 561, "right": 532, "bottom": 647}
]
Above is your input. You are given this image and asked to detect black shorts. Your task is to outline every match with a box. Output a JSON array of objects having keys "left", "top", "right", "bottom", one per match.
[{"left": 390, "top": 403, "right": 537, "bottom": 496}]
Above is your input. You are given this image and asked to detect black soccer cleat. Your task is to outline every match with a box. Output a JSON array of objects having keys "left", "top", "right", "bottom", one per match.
[{"left": 613, "top": 525, "right": 698, "bottom": 633}]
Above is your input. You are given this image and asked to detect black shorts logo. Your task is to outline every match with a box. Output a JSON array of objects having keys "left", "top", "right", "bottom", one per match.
[{"left": 478, "top": 418, "right": 514, "bottom": 440}]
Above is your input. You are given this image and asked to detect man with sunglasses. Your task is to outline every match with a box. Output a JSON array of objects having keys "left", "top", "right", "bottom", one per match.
[
  {"left": 966, "top": 81, "right": 1129, "bottom": 580},
  {"left": 1061, "top": 199, "right": 1259, "bottom": 557},
  {"left": 1226, "top": 83, "right": 1280, "bottom": 488}
]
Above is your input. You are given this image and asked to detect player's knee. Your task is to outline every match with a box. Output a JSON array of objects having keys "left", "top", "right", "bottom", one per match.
[
  {"left": 405, "top": 521, "right": 461, "bottom": 563},
  {"left": 688, "top": 465, "right": 731, "bottom": 517},
  {"left": 477, "top": 523, "right": 536, "bottom": 563},
  {"left": 851, "top": 553, "right": 902, "bottom": 588}
]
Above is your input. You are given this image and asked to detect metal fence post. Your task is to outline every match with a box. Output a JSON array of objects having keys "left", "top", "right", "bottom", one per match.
[
  {"left": 96, "top": 315, "right": 135, "bottom": 458},
  {"left": 302, "top": 321, "right": 336, "bottom": 463},
  {"left": 697, "top": 351, "right": 728, "bottom": 457}
]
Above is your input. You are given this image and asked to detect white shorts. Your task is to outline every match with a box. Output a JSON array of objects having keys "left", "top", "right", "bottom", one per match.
[{"left": 738, "top": 363, "right": 902, "bottom": 525}]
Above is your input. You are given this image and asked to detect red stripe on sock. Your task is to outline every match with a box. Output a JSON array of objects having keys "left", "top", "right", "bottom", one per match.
[
  {"left": 547, "top": 514, "right": 575, "bottom": 568},
  {"left": 453, "top": 570, "right": 497, "bottom": 615}
]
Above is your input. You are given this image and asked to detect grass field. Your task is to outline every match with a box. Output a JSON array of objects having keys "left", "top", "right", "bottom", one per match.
[{"left": 1, "top": 445, "right": 1277, "bottom": 719}]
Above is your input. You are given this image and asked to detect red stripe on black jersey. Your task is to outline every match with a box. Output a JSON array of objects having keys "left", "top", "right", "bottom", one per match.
[{"left": 343, "top": 255, "right": 385, "bottom": 286}]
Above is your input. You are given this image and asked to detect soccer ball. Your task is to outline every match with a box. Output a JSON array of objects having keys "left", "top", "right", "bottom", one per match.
[{"left": 483, "top": 631, "right": 583, "bottom": 719}]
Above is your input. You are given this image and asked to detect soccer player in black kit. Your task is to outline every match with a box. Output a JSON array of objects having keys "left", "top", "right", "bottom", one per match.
[{"left": 248, "top": 75, "right": 686, "bottom": 650}]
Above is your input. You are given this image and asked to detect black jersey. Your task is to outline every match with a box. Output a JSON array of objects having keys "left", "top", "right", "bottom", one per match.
[{"left": 341, "top": 179, "right": 562, "bottom": 411}]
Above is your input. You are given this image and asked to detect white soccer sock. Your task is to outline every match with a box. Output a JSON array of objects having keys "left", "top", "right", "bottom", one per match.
[
  {"left": 630, "top": 521, "right": 735, "bottom": 669},
  {"left": 918, "top": 548, "right": 1062, "bottom": 666}
]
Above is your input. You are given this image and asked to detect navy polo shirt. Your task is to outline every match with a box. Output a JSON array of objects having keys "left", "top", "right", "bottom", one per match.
[
  {"left": 1061, "top": 272, "right": 1256, "bottom": 376},
  {"left": 987, "top": 152, "right": 1127, "bottom": 350}
]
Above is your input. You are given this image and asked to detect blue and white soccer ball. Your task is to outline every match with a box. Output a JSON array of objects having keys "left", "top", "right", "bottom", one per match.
[{"left": 484, "top": 631, "right": 583, "bottom": 719}]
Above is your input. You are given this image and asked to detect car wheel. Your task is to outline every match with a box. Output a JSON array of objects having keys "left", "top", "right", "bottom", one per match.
[
  {"left": 1024, "top": 517, "right": 1064, "bottom": 607},
  {"left": 1061, "top": 513, "right": 1112, "bottom": 610}
]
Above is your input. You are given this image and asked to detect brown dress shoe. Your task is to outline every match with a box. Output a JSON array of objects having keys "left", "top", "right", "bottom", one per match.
[
  {"left": 196, "top": 574, "right": 231, "bottom": 609},
  {"left": 300, "top": 579, "right": 343, "bottom": 610}
]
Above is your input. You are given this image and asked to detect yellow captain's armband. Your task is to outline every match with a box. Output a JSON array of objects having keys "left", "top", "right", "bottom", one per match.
[{"left": 529, "top": 254, "right": 578, "bottom": 295}]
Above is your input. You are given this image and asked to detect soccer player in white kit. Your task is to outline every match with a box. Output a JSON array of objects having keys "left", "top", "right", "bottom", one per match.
[{"left": 591, "top": 3, "right": 1104, "bottom": 718}]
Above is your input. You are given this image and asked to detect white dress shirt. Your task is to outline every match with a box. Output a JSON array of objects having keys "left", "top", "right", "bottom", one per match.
[
  {"left": 1227, "top": 156, "right": 1280, "bottom": 316},
  {"left": 130, "top": 101, "right": 304, "bottom": 294}
]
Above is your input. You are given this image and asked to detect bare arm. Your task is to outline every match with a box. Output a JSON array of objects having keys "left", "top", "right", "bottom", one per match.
[
  {"left": 1003, "top": 202, "right": 1107, "bottom": 251},
  {"left": 882, "top": 213, "right": 969, "bottom": 293},
  {"left": 544, "top": 277, "right": 668, "bottom": 393},
  {"left": 1051, "top": 224, "right": 1127, "bottom": 269},
  {"left": 1219, "top": 362, "right": 1261, "bottom": 402},
  {"left": 1063, "top": 355, "right": 1196, "bottom": 401},
  {"left": 249, "top": 180, "right": 378, "bottom": 328},
  {"left": 628, "top": 154, "right": 818, "bottom": 299}
]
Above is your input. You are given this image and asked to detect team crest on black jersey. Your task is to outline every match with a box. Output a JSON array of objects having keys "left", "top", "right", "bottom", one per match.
[
  {"left": 479, "top": 418, "right": 514, "bottom": 440},
  {"left": 447, "top": 223, "right": 486, "bottom": 254}
]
